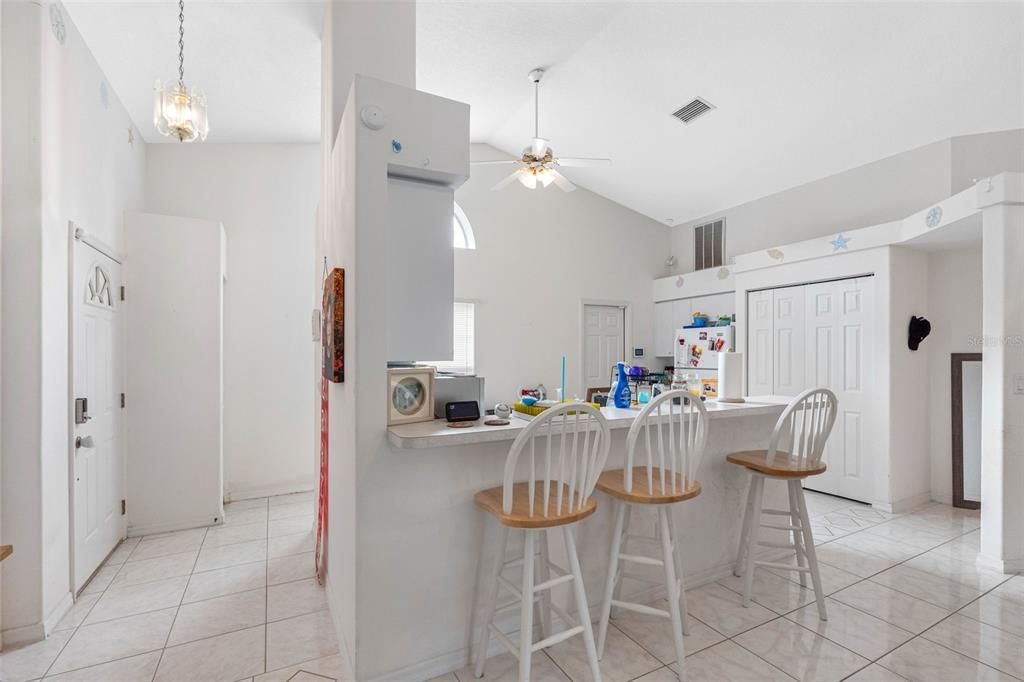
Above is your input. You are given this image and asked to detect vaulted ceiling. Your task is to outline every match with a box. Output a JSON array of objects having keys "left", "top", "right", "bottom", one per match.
[{"left": 67, "top": 2, "right": 1022, "bottom": 224}]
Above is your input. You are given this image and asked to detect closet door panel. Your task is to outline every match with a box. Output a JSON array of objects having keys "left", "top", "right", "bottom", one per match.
[
  {"left": 772, "top": 286, "right": 806, "bottom": 397},
  {"left": 746, "top": 290, "right": 774, "bottom": 396}
]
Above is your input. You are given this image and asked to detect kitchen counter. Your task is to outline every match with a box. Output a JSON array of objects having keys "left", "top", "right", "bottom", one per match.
[{"left": 388, "top": 396, "right": 791, "bottom": 449}]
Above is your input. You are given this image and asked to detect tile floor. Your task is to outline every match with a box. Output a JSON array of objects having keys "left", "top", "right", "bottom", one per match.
[
  {"left": 0, "top": 491, "right": 352, "bottom": 682},
  {"left": 436, "top": 491, "right": 1014, "bottom": 682},
  {"left": 0, "top": 490, "right": 1012, "bottom": 682}
]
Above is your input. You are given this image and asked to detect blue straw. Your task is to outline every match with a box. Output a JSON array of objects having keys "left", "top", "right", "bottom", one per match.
[{"left": 561, "top": 355, "right": 566, "bottom": 403}]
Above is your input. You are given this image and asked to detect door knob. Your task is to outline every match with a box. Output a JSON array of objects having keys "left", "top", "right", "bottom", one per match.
[{"left": 75, "top": 435, "right": 95, "bottom": 449}]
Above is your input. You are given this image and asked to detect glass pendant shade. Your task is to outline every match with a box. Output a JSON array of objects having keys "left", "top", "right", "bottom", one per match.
[
  {"left": 154, "top": 79, "right": 208, "bottom": 142},
  {"left": 517, "top": 170, "right": 538, "bottom": 189}
]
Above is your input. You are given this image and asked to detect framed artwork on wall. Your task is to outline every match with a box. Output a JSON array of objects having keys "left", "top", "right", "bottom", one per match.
[
  {"left": 386, "top": 366, "right": 435, "bottom": 426},
  {"left": 323, "top": 268, "right": 344, "bottom": 383}
]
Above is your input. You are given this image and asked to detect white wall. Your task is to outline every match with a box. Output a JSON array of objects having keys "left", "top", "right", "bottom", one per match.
[
  {"left": 145, "top": 144, "right": 319, "bottom": 501},
  {"left": 2, "top": 1, "right": 146, "bottom": 641},
  {"left": 926, "top": 246, "right": 983, "bottom": 503},
  {"left": 456, "top": 144, "right": 671, "bottom": 406}
]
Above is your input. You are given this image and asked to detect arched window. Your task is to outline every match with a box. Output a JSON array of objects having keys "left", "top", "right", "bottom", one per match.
[{"left": 453, "top": 203, "right": 476, "bottom": 250}]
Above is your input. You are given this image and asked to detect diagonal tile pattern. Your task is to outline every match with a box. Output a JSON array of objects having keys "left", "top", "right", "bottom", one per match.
[{"left": 1, "top": 490, "right": 1016, "bottom": 682}]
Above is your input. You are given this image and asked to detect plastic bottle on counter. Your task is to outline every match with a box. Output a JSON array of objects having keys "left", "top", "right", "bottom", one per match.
[{"left": 609, "top": 362, "right": 632, "bottom": 409}]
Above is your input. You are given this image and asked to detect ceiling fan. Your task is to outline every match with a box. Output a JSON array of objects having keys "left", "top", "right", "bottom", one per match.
[{"left": 473, "top": 68, "right": 611, "bottom": 192}]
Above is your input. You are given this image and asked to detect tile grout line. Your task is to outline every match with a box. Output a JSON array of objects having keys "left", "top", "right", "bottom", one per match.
[{"left": 147, "top": 525, "right": 208, "bottom": 682}]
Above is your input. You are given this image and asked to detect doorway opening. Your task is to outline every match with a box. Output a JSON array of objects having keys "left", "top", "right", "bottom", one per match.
[{"left": 582, "top": 302, "right": 628, "bottom": 400}]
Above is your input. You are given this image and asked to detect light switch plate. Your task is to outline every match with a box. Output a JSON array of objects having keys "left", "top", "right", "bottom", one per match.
[{"left": 1015, "top": 374, "right": 1024, "bottom": 395}]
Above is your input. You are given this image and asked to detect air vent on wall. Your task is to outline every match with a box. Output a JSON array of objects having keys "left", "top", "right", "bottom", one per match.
[{"left": 671, "top": 97, "right": 714, "bottom": 124}]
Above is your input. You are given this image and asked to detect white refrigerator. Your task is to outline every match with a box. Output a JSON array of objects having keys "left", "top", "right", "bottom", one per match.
[{"left": 674, "top": 326, "right": 735, "bottom": 376}]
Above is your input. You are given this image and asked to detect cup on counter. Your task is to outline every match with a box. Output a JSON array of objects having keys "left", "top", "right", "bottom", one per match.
[{"left": 638, "top": 390, "right": 650, "bottom": 404}]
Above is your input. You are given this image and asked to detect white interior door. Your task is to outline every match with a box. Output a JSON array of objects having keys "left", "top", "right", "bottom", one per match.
[
  {"left": 584, "top": 305, "right": 625, "bottom": 390},
  {"left": 802, "top": 276, "right": 874, "bottom": 501},
  {"left": 73, "top": 242, "right": 124, "bottom": 591},
  {"left": 746, "top": 290, "right": 774, "bottom": 396},
  {"left": 772, "top": 286, "right": 806, "bottom": 397}
]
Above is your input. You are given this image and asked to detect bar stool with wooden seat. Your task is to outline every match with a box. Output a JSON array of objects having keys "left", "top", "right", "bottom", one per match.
[
  {"left": 594, "top": 390, "right": 709, "bottom": 678},
  {"left": 471, "top": 402, "right": 610, "bottom": 682},
  {"left": 727, "top": 388, "right": 838, "bottom": 621}
]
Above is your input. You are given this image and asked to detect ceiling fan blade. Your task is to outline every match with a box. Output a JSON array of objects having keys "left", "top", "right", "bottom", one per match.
[
  {"left": 548, "top": 169, "right": 576, "bottom": 192},
  {"left": 491, "top": 170, "right": 522, "bottom": 191},
  {"left": 471, "top": 160, "right": 520, "bottom": 166},
  {"left": 531, "top": 137, "right": 550, "bottom": 157},
  {"left": 555, "top": 157, "right": 612, "bottom": 168}
]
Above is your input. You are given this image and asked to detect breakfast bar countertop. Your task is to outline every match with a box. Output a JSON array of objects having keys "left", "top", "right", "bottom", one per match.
[{"left": 387, "top": 395, "right": 790, "bottom": 449}]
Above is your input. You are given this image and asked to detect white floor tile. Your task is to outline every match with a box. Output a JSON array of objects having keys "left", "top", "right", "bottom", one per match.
[
  {"left": 859, "top": 523, "right": 950, "bottom": 551},
  {"left": 108, "top": 550, "right": 197, "bottom": 588},
  {"left": 83, "top": 576, "right": 188, "bottom": 625},
  {"left": 869, "top": 564, "right": 983, "bottom": 610},
  {"left": 49, "top": 608, "right": 176, "bottom": 676},
  {"left": 195, "top": 538, "right": 268, "bottom": 573},
  {"left": 269, "top": 502, "right": 314, "bottom": 521},
  {"left": 268, "top": 578, "right": 327, "bottom": 622},
  {"left": 268, "top": 552, "right": 315, "bottom": 585},
  {"left": 0, "top": 630, "right": 73, "bottom": 682},
  {"left": 545, "top": 622, "right": 661, "bottom": 682},
  {"left": 921, "top": 613, "right": 1024, "bottom": 679},
  {"left": 255, "top": 654, "right": 353, "bottom": 682},
  {"left": 902, "top": 552, "right": 1010, "bottom": 592},
  {"left": 878, "top": 636, "right": 1015, "bottom": 681},
  {"left": 42, "top": 651, "right": 161, "bottom": 682},
  {"left": 831, "top": 581, "right": 950, "bottom": 634},
  {"left": 52, "top": 594, "right": 100, "bottom": 632},
  {"left": 268, "top": 516, "right": 313, "bottom": 539},
  {"left": 959, "top": 579, "right": 1024, "bottom": 638},
  {"left": 168, "top": 588, "right": 267, "bottom": 646},
  {"left": 452, "top": 651, "right": 569, "bottom": 682},
  {"left": 128, "top": 528, "right": 206, "bottom": 561},
  {"left": 844, "top": 663, "right": 908, "bottom": 682},
  {"left": 202, "top": 521, "right": 269, "bottom": 549},
  {"left": 269, "top": 491, "right": 315, "bottom": 508},
  {"left": 184, "top": 561, "right": 267, "bottom": 604},
  {"left": 734, "top": 617, "right": 869, "bottom": 681},
  {"left": 154, "top": 624, "right": 266, "bottom": 682},
  {"left": 221, "top": 507, "right": 270, "bottom": 527},
  {"left": 268, "top": 531, "right": 314, "bottom": 559},
  {"left": 785, "top": 597, "right": 914, "bottom": 659},
  {"left": 80, "top": 565, "right": 120, "bottom": 595},
  {"left": 611, "top": 599, "right": 725, "bottom": 663},
  {"left": 683, "top": 583, "right": 777, "bottom": 637},
  {"left": 717, "top": 569, "right": 817, "bottom": 615},
  {"left": 266, "top": 610, "right": 339, "bottom": 672},
  {"left": 814, "top": 540, "right": 901, "bottom": 578},
  {"left": 224, "top": 498, "right": 269, "bottom": 512},
  {"left": 669, "top": 640, "right": 792, "bottom": 681}
]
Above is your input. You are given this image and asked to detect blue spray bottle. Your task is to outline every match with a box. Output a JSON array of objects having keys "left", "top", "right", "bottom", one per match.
[{"left": 609, "top": 362, "right": 632, "bottom": 408}]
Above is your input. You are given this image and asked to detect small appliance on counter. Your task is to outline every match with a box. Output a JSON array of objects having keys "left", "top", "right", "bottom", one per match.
[{"left": 434, "top": 374, "right": 485, "bottom": 419}]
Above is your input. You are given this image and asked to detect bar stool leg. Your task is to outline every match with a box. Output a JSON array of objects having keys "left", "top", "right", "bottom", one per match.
[
  {"left": 788, "top": 481, "right": 808, "bottom": 587},
  {"left": 564, "top": 525, "right": 602, "bottom": 682},
  {"left": 741, "top": 476, "right": 765, "bottom": 607},
  {"left": 596, "top": 500, "right": 626, "bottom": 658},
  {"left": 792, "top": 479, "right": 827, "bottom": 620},
  {"left": 536, "top": 529, "right": 553, "bottom": 639},
  {"left": 518, "top": 531, "right": 536, "bottom": 682},
  {"left": 474, "top": 522, "right": 509, "bottom": 678},
  {"left": 734, "top": 473, "right": 758, "bottom": 577},
  {"left": 669, "top": 511, "right": 691, "bottom": 636},
  {"left": 658, "top": 508, "right": 687, "bottom": 676},
  {"left": 610, "top": 504, "right": 631, "bottom": 619}
]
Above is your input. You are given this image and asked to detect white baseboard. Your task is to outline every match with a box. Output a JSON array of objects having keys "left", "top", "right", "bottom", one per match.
[
  {"left": 874, "top": 491, "right": 933, "bottom": 514},
  {"left": 224, "top": 481, "right": 315, "bottom": 503},
  {"left": 44, "top": 591, "right": 75, "bottom": 636},
  {"left": 977, "top": 553, "right": 1024, "bottom": 575},
  {"left": 1, "top": 621, "right": 46, "bottom": 648},
  {"left": 127, "top": 512, "right": 223, "bottom": 538},
  {"left": 364, "top": 548, "right": 790, "bottom": 681}
]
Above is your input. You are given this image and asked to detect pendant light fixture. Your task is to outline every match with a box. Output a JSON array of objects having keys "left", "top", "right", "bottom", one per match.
[{"left": 153, "top": 0, "right": 208, "bottom": 142}]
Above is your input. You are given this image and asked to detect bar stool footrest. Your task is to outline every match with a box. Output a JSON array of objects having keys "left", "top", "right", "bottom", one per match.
[
  {"left": 532, "top": 625, "right": 585, "bottom": 652},
  {"left": 755, "top": 560, "right": 811, "bottom": 572},
  {"left": 610, "top": 599, "right": 671, "bottom": 619}
]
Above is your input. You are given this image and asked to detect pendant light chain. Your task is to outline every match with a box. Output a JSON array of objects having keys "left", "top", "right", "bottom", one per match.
[
  {"left": 534, "top": 81, "right": 539, "bottom": 140},
  {"left": 177, "top": 0, "right": 185, "bottom": 85}
]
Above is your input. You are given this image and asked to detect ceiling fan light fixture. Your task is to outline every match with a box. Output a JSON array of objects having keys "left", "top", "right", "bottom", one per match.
[{"left": 517, "top": 171, "right": 538, "bottom": 190}]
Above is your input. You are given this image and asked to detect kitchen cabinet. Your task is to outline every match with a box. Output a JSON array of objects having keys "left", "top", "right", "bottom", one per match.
[
  {"left": 654, "top": 301, "right": 675, "bottom": 357},
  {"left": 654, "top": 293, "right": 737, "bottom": 358},
  {"left": 745, "top": 277, "right": 875, "bottom": 502}
]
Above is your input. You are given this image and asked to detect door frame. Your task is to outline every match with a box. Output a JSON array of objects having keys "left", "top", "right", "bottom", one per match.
[
  {"left": 951, "top": 352, "right": 983, "bottom": 510},
  {"left": 68, "top": 221, "right": 127, "bottom": 593},
  {"left": 579, "top": 299, "right": 632, "bottom": 398}
]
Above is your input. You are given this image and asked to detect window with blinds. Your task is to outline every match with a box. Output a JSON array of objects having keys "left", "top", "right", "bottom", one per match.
[
  {"left": 428, "top": 301, "right": 475, "bottom": 375},
  {"left": 694, "top": 218, "right": 725, "bottom": 271}
]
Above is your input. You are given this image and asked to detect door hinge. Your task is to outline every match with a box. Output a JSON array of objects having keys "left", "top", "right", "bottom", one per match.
[
  {"left": 120, "top": 285, "right": 125, "bottom": 301},
  {"left": 121, "top": 499, "right": 126, "bottom": 515},
  {"left": 120, "top": 393, "right": 125, "bottom": 408}
]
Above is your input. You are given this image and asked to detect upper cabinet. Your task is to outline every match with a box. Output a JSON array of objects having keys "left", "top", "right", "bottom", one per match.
[{"left": 653, "top": 293, "right": 735, "bottom": 358}]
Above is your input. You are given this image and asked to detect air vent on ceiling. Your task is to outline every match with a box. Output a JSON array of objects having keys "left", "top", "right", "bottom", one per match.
[{"left": 671, "top": 97, "right": 714, "bottom": 124}]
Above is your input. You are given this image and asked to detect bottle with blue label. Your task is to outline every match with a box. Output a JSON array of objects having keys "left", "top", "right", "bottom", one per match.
[{"left": 609, "top": 362, "right": 632, "bottom": 408}]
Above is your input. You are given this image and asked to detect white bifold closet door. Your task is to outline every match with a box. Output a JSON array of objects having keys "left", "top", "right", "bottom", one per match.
[{"left": 746, "top": 276, "right": 874, "bottom": 502}]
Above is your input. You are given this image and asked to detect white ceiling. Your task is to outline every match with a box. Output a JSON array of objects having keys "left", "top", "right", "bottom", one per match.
[
  {"left": 418, "top": 2, "right": 1024, "bottom": 225},
  {"left": 67, "top": 2, "right": 1022, "bottom": 224},
  {"left": 64, "top": 0, "right": 323, "bottom": 144}
]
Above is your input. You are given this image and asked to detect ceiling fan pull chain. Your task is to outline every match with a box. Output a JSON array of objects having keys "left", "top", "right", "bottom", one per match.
[
  {"left": 178, "top": 0, "right": 185, "bottom": 85},
  {"left": 534, "top": 80, "right": 539, "bottom": 140}
]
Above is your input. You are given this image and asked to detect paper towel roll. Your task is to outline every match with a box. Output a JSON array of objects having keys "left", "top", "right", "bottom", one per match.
[{"left": 717, "top": 351, "right": 745, "bottom": 403}]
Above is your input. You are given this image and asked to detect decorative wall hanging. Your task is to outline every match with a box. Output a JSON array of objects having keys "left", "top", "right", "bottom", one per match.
[
  {"left": 387, "top": 366, "right": 436, "bottom": 426},
  {"left": 830, "top": 234, "right": 851, "bottom": 251},
  {"left": 908, "top": 316, "right": 932, "bottom": 351},
  {"left": 322, "top": 268, "right": 344, "bottom": 383},
  {"left": 767, "top": 248, "right": 785, "bottom": 261},
  {"left": 926, "top": 206, "right": 943, "bottom": 228},
  {"left": 315, "top": 370, "right": 328, "bottom": 585}
]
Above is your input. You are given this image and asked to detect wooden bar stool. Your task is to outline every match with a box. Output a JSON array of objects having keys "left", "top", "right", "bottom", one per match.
[
  {"left": 471, "top": 402, "right": 610, "bottom": 682},
  {"left": 727, "top": 388, "right": 838, "bottom": 621},
  {"left": 594, "top": 390, "right": 709, "bottom": 678}
]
